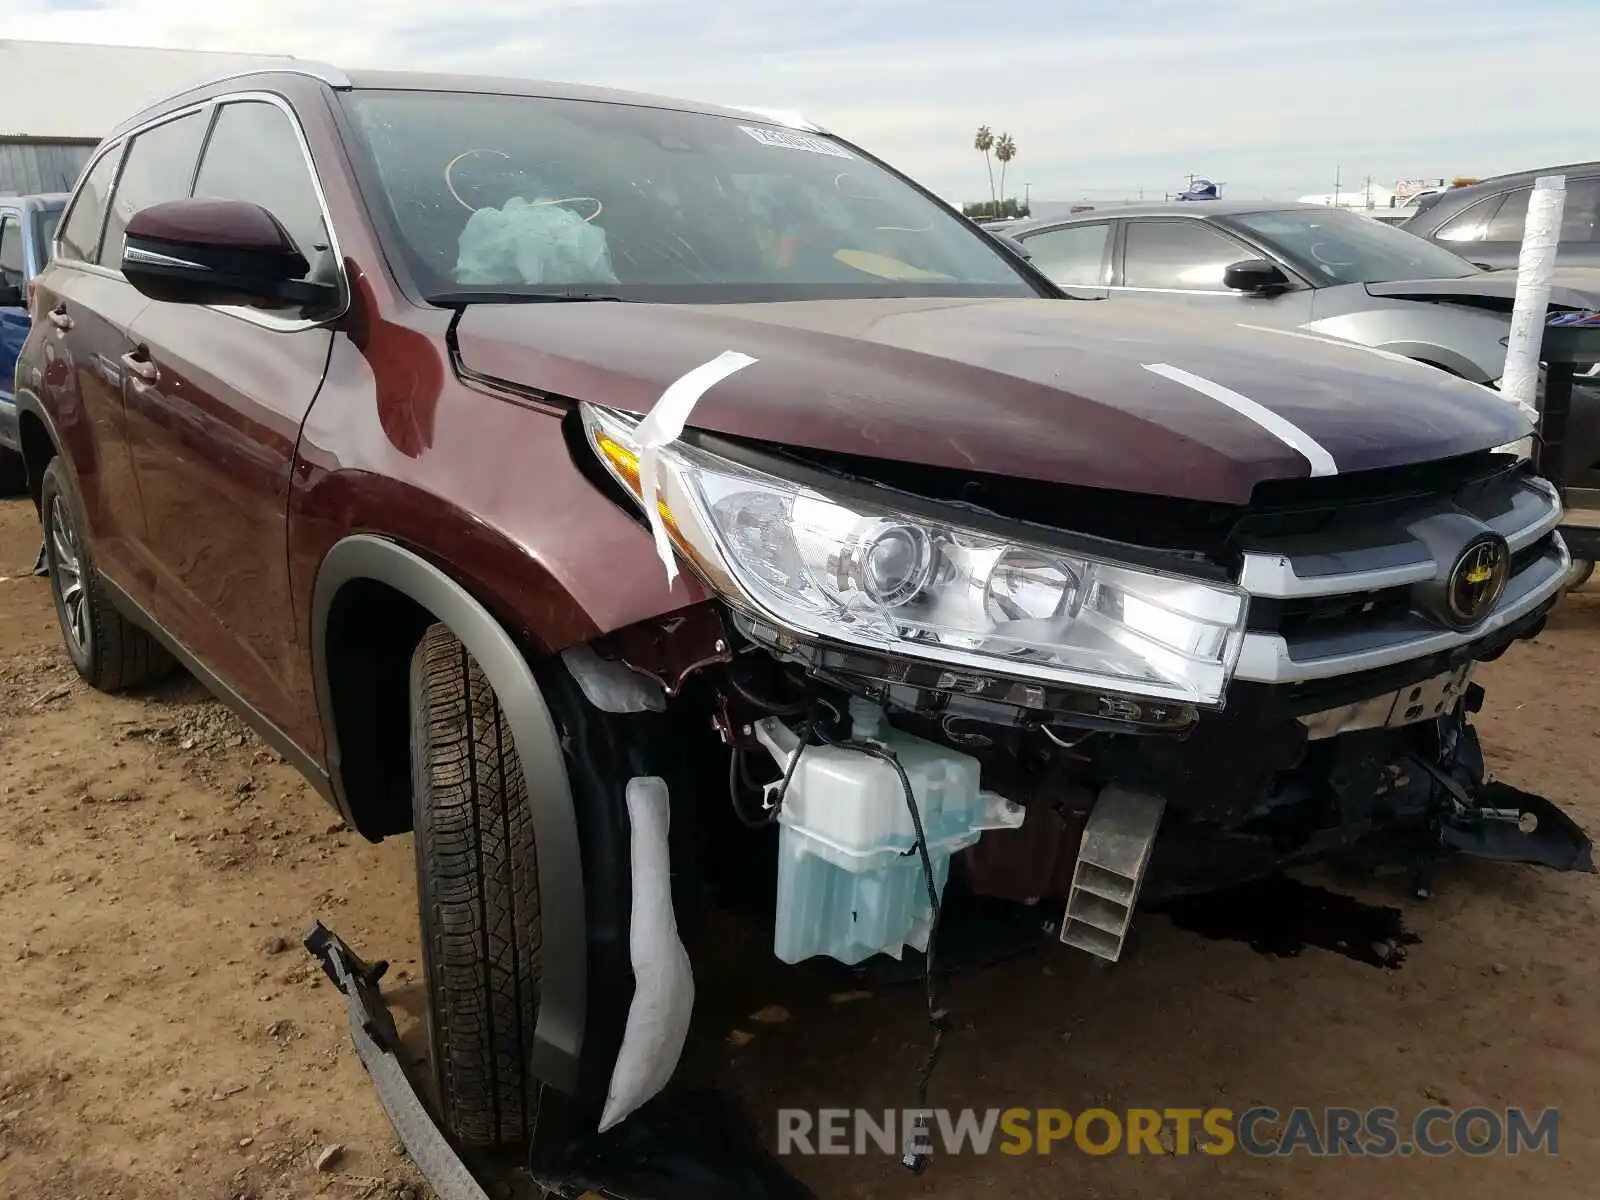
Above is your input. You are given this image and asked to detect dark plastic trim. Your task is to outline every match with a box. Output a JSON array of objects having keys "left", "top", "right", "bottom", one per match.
[{"left": 310, "top": 534, "right": 587, "bottom": 1094}]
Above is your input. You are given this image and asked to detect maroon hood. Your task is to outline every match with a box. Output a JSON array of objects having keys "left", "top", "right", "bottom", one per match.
[{"left": 454, "top": 295, "right": 1531, "bottom": 504}]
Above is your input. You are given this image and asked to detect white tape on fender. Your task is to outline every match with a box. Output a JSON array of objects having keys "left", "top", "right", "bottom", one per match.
[{"left": 636, "top": 350, "right": 759, "bottom": 585}]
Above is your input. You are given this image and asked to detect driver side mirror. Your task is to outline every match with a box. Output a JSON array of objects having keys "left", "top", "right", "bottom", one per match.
[
  {"left": 121, "top": 198, "right": 339, "bottom": 312},
  {"left": 1223, "top": 258, "right": 1291, "bottom": 295}
]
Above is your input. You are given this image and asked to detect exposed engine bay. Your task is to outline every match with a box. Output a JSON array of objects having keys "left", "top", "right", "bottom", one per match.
[
  {"left": 568, "top": 397, "right": 1594, "bottom": 976},
  {"left": 578, "top": 602, "right": 1594, "bottom": 976}
]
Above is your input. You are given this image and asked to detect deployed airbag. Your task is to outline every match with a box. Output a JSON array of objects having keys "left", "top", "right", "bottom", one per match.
[{"left": 455, "top": 196, "right": 618, "bottom": 286}]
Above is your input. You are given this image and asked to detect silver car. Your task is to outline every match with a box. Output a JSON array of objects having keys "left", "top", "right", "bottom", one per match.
[{"left": 1004, "top": 201, "right": 1600, "bottom": 392}]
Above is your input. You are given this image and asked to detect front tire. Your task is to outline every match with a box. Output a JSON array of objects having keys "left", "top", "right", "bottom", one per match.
[
  {"left": 410, "top": 622, "right": 544, "bottom": 1151},
  {"left": 39, "top": 458, "right": 174, "bottom": 691}
]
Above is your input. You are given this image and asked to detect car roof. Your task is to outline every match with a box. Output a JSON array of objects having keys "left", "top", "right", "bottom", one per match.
[
  {"left": 1421, "top": 163, "right": 1600, "bottom": 217},
  {"left": 110, "top": 63, "right": 809, "bottom": 141},
  {"left": 1460, "top": 161, "right": 1600, "bottom": 191},
  {"left": 1005, "top": 200, "right": 1330, "bottom": 235}
]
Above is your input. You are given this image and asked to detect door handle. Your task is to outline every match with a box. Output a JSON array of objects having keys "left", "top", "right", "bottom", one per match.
[
  {"left": 120, "top": 350, "right": 158, "bottom": 384},
  {"left": 48, "top": 305, "right": 73, "bottom": 331}
]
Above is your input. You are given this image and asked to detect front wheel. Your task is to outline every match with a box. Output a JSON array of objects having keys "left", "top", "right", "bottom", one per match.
[
  {"left": 410, "top": 622, "right": 545, "bottom": 1151},
  {"left": 1565, "top": 558, "right": 1595, "bottom": 591}
]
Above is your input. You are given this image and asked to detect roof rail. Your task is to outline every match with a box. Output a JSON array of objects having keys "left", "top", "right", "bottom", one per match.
[{"left": 201, "top": 59, "right": 353, "bottom": 90}]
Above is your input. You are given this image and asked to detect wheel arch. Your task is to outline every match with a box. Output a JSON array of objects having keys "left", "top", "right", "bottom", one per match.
[
  {"left": 311, "top": 532, "right": 587, "bottom": 1094},
  {"left": 1372, "top": 341, "right": 1493, "bottom": 384},
  {"left": 15, "top": 388, "right": 63, "bottom": 508}
]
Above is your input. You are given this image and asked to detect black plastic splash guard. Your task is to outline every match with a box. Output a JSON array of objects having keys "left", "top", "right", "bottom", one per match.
[{"left": 1441, "top": 780, "right": 1597, "bottom": 872}]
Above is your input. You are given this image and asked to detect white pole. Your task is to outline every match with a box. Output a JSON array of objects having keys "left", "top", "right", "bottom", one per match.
[{"left": 1499, "top": 175, "right": 1567, "bottom": 424}]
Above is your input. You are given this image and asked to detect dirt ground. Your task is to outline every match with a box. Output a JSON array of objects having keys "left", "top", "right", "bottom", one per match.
[{"left": 2, "top": 493, "right": 1598, "bottom": 1200}]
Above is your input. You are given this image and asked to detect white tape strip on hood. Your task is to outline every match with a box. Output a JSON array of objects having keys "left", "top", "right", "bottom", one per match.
[
  {"left": 635, "top": 350, "right": 760, "bottom": 586},
  {"left": 1142, "top": 361, "right": 1339, "bottom": 477}
]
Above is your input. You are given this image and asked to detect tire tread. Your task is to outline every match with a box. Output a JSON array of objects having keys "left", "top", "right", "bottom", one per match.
[{"left": 410, "top": 622, "right": 542, "bottom": 1150}]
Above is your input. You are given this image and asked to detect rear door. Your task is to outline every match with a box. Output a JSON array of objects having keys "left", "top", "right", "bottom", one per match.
[
  {"left": 123, "top": 95, "right": 338, "bottom": 735},
  {"left": 27, "top": 142, "right": 160, "bottom": 601}
]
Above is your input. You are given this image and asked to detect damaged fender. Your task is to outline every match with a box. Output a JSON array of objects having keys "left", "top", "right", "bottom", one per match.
[{"left": 312, "top": 534, "right": 589, "bottom": 1093}]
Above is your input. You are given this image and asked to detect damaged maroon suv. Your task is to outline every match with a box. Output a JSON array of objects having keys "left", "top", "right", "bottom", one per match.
[{"left": 14, "top": 63, "right": 1592, "bottom": 1163}]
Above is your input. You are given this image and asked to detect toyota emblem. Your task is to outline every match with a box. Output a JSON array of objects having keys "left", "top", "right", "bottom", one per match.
[{"left": 1445, "top": 536, "right": 1510, "bottom": 628}]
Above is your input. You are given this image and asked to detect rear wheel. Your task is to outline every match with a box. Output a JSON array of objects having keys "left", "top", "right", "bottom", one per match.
[
  {"left": 0, "top": 447, "right": 25, "bottom": 496},
  {"left": 39, "top": 458, "right": 175, "bottom": 691},
  {"left": 410, "top": 622, "right": 545, "bottom": 1151}
]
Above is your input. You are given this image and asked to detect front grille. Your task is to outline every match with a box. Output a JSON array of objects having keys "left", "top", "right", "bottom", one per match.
[
  {"left": 1232, "top": 464, "right": 1567, "bottom": 686},
  {"left": 1246, "top": 535, "right": 1556, "bottom": 638}
]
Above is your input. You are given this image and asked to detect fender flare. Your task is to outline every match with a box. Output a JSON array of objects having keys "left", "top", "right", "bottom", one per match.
[
  {"left": 311, "top": 533, "right": 587, "bottom": 1094},
  {"left": 1371, "top": 341, "right": 1492, "bottom": 384}
]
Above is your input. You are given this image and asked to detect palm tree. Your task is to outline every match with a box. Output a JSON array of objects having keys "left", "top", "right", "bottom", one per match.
[
  {"left": 974, "top": 125, "right": 996, "bottom": 209},
  {"left": 995, "top": 134, "right": 1017, "bottom": 213}
]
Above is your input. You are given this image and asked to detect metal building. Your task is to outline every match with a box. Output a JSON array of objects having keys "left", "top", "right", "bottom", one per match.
[{"left": 0, "top": 39, "right": 298, "bottom": 196}]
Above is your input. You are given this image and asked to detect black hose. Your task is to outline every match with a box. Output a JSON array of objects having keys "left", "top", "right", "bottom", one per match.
[
  {"left": 727, "top": 720, "right": 814, "bottom": 829},
  {"left": 726, "top": 670, "right": 810, "bottom": 717}
]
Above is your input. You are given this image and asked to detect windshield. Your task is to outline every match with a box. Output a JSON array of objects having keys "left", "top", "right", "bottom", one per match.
[
  {"left": 1228, "top": 208, "right": 1480, "bottom": 285},
  {"left": 340, "top": 90, "right": 1037, "bottom": 303}
]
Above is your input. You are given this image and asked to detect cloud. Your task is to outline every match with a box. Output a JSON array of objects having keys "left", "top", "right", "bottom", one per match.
[{"left": 7, "top": 0, "right": 1598, "bottom": 201}]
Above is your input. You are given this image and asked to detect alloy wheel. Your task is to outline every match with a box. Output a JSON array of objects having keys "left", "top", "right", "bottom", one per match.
[{"left": 50, "top": 492, "right": 90, "bottom": 657}]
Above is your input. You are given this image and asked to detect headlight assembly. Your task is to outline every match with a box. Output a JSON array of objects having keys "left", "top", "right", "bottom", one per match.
[{"left": 582, "top": 404, "right": 1248, "bottom": 706}]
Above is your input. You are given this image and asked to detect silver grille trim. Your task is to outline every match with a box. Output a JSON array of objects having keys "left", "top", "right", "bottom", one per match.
[
  {"left": 1236, "top": 474, "right": 1561, "bottom": 600},
  {"left": 1235, "top": 535, "right": 1569, "bottom": 684}
]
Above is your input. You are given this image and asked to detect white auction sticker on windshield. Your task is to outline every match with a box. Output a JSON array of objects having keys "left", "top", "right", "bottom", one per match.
[{"left": 738, "top": 125, "right": 853, "bottom": 159}]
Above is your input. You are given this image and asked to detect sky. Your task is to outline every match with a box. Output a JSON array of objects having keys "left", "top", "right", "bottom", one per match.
[{"left": 7, "top": 0, "right": 1600, "bottom": 204}]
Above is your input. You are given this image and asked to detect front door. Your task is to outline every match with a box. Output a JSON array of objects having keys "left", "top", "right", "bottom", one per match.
[{"left": 123, "top": 97, "right": 337, "bottom": 735}]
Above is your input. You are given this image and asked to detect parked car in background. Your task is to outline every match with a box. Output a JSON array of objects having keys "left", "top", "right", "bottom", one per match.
[
  {"left": 1004, "top": 200, "right": 1600, "bottom": 470},
  {"left": 1402, "top": 163, "right": 1600, "bottom": 270},
  {"left": 12, "top": 65, "right": 1589, "bottom": 1173},
  {"left": 0, "top": 192, "right": 67, "bottom": 493}
]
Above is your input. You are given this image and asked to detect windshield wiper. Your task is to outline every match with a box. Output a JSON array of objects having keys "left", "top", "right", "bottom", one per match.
[{"left": 424, "top": 290, "right": 632, "bottom": 306}]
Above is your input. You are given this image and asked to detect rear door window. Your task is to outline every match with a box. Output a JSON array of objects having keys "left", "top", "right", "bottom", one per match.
[
  {"left": 1121, "top": 219, "right": 1247, "bottom": 290},
  {"left": 57, "top": 148, "right": 122, "bottom": 264},
  {"left": 102, "top": 111, "right": 207, "bottom": 269},
  {"left": 1484, "top": 188, "right": 1532, "bottom": 242},
  {"left": 1017, "top": 223, "right": 1110, "bottom": 285},
  {"left": 1433, "top": 195, "right": 1504, "bottom": 243}
]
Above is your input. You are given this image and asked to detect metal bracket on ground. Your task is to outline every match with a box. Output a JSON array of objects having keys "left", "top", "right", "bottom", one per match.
[{"left": 303, "top": 922, "right": 494, "bottom": 1200}]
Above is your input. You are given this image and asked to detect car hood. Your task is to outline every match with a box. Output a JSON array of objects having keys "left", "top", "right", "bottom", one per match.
[
  {"left": 1365, "top": 267, "right": 1600, "bottom": 310},
  {"left": 454, "top": 295, "right": 1532, "bottom": 505}
]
